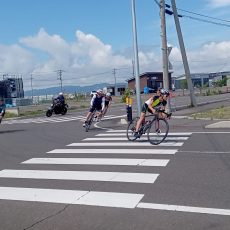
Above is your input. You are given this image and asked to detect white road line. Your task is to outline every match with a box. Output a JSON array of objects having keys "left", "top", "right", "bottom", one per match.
[
  {"left": 101, "top": 115, "right": 126, "bottom": 120},
  {"left": 22, "top": 158, "right": 169, "bottom": 166},
  {"left": 82, "top": 137, "right": 189, "bottom": 141},
  {"left": 47, "top": 148, "right": 178, "bottom": 154},
  {"left": 137, "top": 202, "right": 230, "bottom": 216},
  {"left": 106, "top": 130, "right": 192, "bottom": 135},
  {"left": 0, "top": 187, "right": 144, "bottom": 208},
  {"left": 2, "top": 116, "right": 84, "bottom": 124},
  {"left": 96, "top": 133, "right": 189, "bottom": 137},
  {"left": 106, "top": 130, "right": 230, "bottom": 134},
  {"left": 67, "top": 142, "right": 184, "bottom": 147},
  {"left": 0, "top": 169, "right": 159, "bottom": 184}
]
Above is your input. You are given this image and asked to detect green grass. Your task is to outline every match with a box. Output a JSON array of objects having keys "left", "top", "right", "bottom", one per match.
[{"left": 192, "top": 106, "right": 230, "bottom": 120}]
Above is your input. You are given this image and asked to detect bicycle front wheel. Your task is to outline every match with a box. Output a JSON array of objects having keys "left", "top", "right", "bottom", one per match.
[
  {"left": 126, "top": 117, "right": 139, "bottom": 141},
  {"left": 147, "top": 118, "right": 169, "bottom": 145}
]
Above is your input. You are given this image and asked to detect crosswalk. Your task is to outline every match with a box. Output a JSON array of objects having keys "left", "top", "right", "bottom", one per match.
[
  {"left": 1, "top": 115, "right": 121, "bottom": 125},
  {"left": 0, "top": 129, "right": 191, "bottom": 209}
]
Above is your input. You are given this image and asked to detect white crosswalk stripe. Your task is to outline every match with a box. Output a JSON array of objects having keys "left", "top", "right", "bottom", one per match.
[
  {"left": 22, "top": 158, "right": 170, "bottom": 166},
  {"left": 47, "top": 148, "right": 178, "bottom": 154},
  {"left": 0, "top": 170, "right": 159, "bottom": 183},
  {"left": 68, "top": 142, "right": 184, "bottom": 146},
  {"left": 2, "top": 114, "right": 120, "bottom": 125},
  {"left": 0, "top": 129, "right": 191, "bottom": 210}
]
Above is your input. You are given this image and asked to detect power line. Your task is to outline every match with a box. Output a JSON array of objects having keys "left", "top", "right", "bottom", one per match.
[
  {"left": 176, "top": 7, "right": 230, "bottom": 23},
  {"left": 164, "top": 2, "right": 230, "bottom": 27}
]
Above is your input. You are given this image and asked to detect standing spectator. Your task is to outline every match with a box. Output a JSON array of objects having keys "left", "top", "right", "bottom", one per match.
[{"left": 0, "top": 98, "right": 6, "bottom": 124}]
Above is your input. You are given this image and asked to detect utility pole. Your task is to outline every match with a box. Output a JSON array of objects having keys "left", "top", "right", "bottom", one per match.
[
  {"left": 131, "top": 0, "right": 142, "bottom": 115},
  {"left": 112, "top": 68, "right": 117, "bottom": 96},
  {"left": 160, "top": 0, "right": 171, "bottom": 112},
  {"left": 30, "top": 74, "right": 34, "bottom": 101},
  {"left": 171, "top": 0, "right": 197, "bottom": 107},
  {"left": 160, "top": 0, "right": 169, "bottom": 90},
  {"left": 57, "top": 69, "right": 64, "bottom": 92}
]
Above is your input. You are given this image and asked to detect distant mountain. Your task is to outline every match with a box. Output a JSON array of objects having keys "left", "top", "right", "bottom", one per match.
[{"left": 24, "top": 83, "right": 108, "bottom": 96}]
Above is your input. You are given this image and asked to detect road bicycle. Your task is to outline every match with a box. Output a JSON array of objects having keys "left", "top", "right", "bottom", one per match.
[
  {"left": 126, "top": 109, "right": 172, "bottom": 145},
  {"left": 84, "top": 109, "right": 102, "bottom": 132}
]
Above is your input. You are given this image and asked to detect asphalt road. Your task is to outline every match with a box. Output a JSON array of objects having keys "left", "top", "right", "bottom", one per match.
[{"left": 0, "top": 104, "right": 230, "bottom": 230}]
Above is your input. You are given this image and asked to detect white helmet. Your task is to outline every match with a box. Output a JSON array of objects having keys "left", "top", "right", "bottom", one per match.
[
  {"left": 59, "top": 92, "right": 63, "bottom": 95},
  {"left": 96, "top": 89, "right": 103, "bottom": 94},
  {"left": 106, "top": 92, "right": 111, "bottom": 97}
]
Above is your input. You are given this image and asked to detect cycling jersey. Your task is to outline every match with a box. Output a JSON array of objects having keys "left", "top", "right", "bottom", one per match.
[
  {"left": 104, "top": 96, "right": 112, "bottom": 106},
  {"left": 142, "top": 96, "right": 167, "bottom": 114},
  {"left": 89, "top": 94, "right": 105, "bottom": 112}
]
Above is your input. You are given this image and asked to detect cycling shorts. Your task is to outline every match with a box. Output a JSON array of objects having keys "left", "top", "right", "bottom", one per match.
[
  {"left": 141, "top": 103, "right": 153, "bottom": 114},
  {"left": 89, "top": 105, "right": 102, "bottom": 113}
]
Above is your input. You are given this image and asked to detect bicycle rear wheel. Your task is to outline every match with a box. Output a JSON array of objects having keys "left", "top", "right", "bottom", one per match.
[
  {"left": 147, "top": 118, "right": 169, "bottom": 145},
  {"left": 126, "top": 117, "right": 139, "bottom": 141}
]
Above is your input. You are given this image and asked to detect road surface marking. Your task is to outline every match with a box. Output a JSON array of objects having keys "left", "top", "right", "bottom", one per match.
[
  {"left": 22, "top": 158, "right": 169, "bottom": 166},
  {"left": 0, "top": 169, "right": 159, "bottom": 183},
  {"left": 137, "top": 202, "right": 230, "bottom": 216},
  {"left": 106, "top": 130, "right": 192, "bottom": 135},
  {"left": 67, "top": 142, "right": 184, "bottom": 147},
  {"left": 47, "top": 148, "right": 178, "bottom": 154},
  {"left": 0, "top": 187, "right": 144, "bottom": 208},
  {"left": 82, "top": 137, "right": 189, "bottom": 141}
]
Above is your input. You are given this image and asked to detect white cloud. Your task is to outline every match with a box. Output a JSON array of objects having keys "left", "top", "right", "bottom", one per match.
[
  {"left": 0, "top": 44, "right": 35, "bottom": 73},
  {"left": 1, "top": 28, "right": 230, "bottom": 90},
  {"left": 207, "top": 0, "right": 230, "bottom": 8}
]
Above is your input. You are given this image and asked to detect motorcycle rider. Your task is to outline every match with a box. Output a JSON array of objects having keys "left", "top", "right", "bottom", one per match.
[{"left": 56, "top": 92, "right": 65, "bottom": 108}]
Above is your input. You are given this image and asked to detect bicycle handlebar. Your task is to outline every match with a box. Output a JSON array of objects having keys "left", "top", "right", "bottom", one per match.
[{"left": 155, "top": 108, "right": 172, "bottom": 118}]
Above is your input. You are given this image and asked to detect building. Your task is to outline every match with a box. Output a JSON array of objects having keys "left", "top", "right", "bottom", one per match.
[
  {"left": 104, "top": 83, "right": 127, "bottom": 96},
  {"left": 127, "top": 72, "right": 172, "bottom": 93},
  {"left": 174, "top": 71, "right": 230, "bottom": 89},
  {"left": 0, "top": 76, "right": 24, "bottom": 98}
]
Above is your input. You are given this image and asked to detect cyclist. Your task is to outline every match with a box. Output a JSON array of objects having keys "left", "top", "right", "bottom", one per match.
[
  {"left": 83, "top": 89, "right": 105, "bottom": 127},
  {"left": 134, "top": 88, "right": 170, "bottom": 137},
  {"left": 102, "top": 92, "right": 112, "bottom": 116},
  {"left": 0, "top": 98, "right": 6, "bottom": 124}
]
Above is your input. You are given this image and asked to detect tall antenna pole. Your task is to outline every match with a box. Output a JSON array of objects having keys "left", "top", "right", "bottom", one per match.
[
  {"left": 131, "top": 0, "right": 142, "bottom": 115},
  {"left": 171, "top": 0, "right": 197, "bottom": 107}
]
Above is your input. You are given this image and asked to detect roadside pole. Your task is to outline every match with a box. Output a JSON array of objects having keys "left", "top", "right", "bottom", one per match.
[
  {"left": 171, "top": 0, "right": 197, "bottom": 107},
  {"left": 160, "top": 0, "right": 171, "bottom": 113},
  {"left": 131, "top": 0, "right": 142, "bottom": 116}
]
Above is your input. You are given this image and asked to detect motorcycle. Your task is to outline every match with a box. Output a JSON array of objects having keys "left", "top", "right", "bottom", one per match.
[{"left": 46, "top": 99, "right": 68, "bottom": 117}]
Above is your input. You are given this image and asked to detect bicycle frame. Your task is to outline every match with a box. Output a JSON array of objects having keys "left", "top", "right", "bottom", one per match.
[{"left": 126, "top": 109, "right": 171, "bottom": 144}]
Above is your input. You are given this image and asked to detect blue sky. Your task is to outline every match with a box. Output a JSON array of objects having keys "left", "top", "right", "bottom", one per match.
[{"left": 0, "top": 0, "right": 230, "bottom": 90}]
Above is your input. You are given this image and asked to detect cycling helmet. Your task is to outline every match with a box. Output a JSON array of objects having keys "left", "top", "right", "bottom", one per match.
[
  {"left": 106, "top": 92, "right": 111, "bottom": 97},
  {"left": 160, "top": 88, "right": 170, "bottom": 96},
  {"left": 59, "top": 92, "right": 63, "bottom": 95},
  {"left": 96, "top": 89, "right": 103, "bottom": 94}
]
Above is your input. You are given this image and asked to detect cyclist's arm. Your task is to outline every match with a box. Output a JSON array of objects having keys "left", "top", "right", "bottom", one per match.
[
  {"left": 90, "top": 95, "right": 96, "bottom": 107},
  {"left": 101, "top": 97, "right": 105, "bottom": 111},
  {"left": 147, "top": 98, "right": 155, "bottom": 113}
]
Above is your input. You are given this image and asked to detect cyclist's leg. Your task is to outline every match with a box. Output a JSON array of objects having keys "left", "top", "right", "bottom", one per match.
[
  {"left": 102, "top": 106, "right": 108, "bottom": 116},
  {"left": 135, "top": 112, "right": 146, "bottom": 133},
  {"left": 83, "top": 107, "right": 94, "bottom": 126}
]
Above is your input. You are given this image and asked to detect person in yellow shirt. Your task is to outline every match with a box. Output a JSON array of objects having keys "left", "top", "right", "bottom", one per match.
[{"left": 134, "top": 88, "right": 170, "bottom": 137}]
